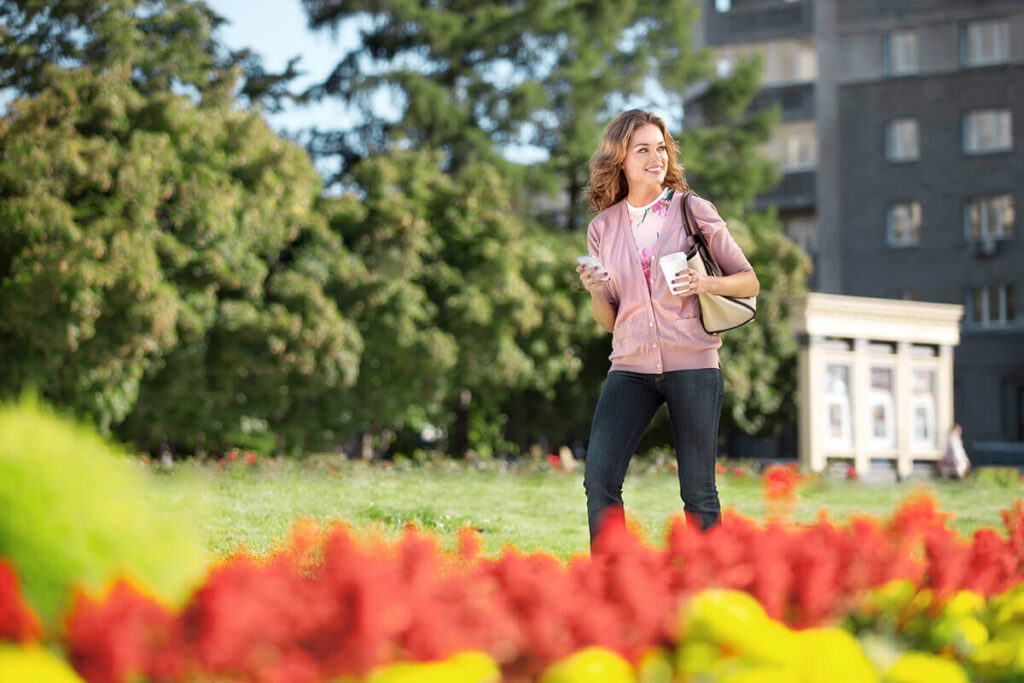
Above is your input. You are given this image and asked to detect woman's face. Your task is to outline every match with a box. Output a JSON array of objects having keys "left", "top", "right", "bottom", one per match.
[{"left": 620, "top": 123, "right": 668, "bottom": 191}]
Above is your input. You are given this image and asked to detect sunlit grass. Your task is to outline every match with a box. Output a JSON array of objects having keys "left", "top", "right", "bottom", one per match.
[{"left": 144, "top": 457, "right": 1024, "bottom": 561}]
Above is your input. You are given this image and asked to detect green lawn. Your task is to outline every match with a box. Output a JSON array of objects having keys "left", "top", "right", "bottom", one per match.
[{"left": 146, "top": 457, "right": 1024, "bottom": 561}]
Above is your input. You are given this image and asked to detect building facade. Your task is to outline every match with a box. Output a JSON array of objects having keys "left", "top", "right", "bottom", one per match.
[{"left": 693, "top": 0, "right": 1024, "bottom": 458}]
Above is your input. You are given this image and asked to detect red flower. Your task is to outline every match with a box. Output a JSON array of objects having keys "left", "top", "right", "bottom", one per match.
[
  {"left": 49, "top": 495, "right": 1024, "bottom": 681},
  {"left": 731, "top": 467, "right": 746, "bottom": 477},
  {"left": 846, "top": 465, "right": 858, "bottom": 480},
  {"left": 0, "top": 560, "right": 41, "bottom": 644},
  {"left": 763, "top": 465, "right": 801, "bottom": 502},
  {"left": 244, "top": 451, "right": 256, "bottom": 465},
  {"left": 65, "top": 580, "right": 182, "bottom": 683},
  {"left": 548, "top": 455, "right": 563, "bottom": 470},
  {"left": 715, "top": 463, "right": 727, "bottom": 475},
  {"left": 227, "top": 450, "right": 239, "bottom": 463}
]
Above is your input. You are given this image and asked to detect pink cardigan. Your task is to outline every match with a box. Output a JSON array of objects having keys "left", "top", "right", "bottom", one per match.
[{"left": 586, "top": 190, "right": 753, "bottom": 374}]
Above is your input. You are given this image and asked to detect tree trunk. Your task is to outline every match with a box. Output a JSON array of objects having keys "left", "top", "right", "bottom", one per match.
[
  {"left": 566, "top": 175, "right": 580, "bottom": 232},
  {"left": 450, "top": 388, "right": 472, "bottom": 457},
  {"left": 374, "top": 428, "right": 396, "bottom": 460},
  {"left": 360, "top": 431, "right": 374, "bottom": 461}
]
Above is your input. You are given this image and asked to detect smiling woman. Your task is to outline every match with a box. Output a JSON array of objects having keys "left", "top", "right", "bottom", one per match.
[{"left": 575, "top": 109, "right": 760, "bottom": 547}]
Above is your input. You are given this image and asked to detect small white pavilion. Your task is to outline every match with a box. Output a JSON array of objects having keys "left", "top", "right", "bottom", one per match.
[{"left": 790, "top": 293, "right": 964, "bottom": 478}]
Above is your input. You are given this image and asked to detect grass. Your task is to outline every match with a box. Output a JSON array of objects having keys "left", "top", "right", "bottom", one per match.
[{"left": 144, "top": 455, "right": 1024, "bottom": 562}]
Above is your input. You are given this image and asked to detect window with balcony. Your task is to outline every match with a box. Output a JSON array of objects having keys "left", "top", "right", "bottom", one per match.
[
  {"left": 885, "top": 118, "right": 919, "bottom": 161},
  {"left": 887, "top": 202, "right": 921, "bottom": 247},
  {"left": 714, "top": 38, "right": 817, "bottom": 86},
  {"left": 969, "top": 284, "right": 1016, "bottom": 327},
  {"left": 963, "top": 109, "right": 1012, "bottom": 154},
  {"left": 961, "top": 20, "right": 1010, "bottom": 67},
  {"left": 759, "top": 120, "right": 817, "bottom": 171},
  {"left": 884, "top": 31, "right": 918, "bottom": 76},
  {"left": 964, "top": 194, "right": 1015, "bottom": 243}
]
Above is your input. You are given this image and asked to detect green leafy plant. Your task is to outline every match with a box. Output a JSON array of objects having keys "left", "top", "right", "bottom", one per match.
[{"left": 0, "top": 396, "right": 206, "bottom": 624}]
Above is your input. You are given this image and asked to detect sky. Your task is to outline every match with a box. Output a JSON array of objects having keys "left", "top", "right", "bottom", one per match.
[
  {"left": 204, "top": 0, "right": 676, "bottom": 168},
  {"left": 206, "top": 0, "right": 555, "bottom": 166},
  {"left": 205, "top": 0, "right": 365, "bottom": 135}
]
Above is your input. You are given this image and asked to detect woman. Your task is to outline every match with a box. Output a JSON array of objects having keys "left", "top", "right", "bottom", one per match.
[
  {"left": 939, "top": 423, "right": 971, "bottom": 479},
  {"left": 575, "top": 109, "right": 759, "bottom": 545}
]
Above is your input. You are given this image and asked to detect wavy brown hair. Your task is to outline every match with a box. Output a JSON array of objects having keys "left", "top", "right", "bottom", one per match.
[{"left": 585, "top": 109, "right": 689, "bottom": 213}]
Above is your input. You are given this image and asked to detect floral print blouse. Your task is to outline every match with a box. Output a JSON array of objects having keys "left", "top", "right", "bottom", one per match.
[{"left": 625, "top": 187, "right": 672, "bottom": 287}]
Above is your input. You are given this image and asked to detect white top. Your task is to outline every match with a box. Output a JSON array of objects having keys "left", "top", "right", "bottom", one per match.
[{"left": 625, "top": 187, "right": 672, "bottom": 285}]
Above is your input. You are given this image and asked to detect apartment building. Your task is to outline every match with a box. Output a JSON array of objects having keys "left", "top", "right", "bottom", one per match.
[{"left": 691, "top": 0, "right": 1024, "bottom": 459}]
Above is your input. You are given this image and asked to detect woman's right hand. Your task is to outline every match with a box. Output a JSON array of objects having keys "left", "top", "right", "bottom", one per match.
[{"left": 576, "top": 264, "right": 610, "bottom": 294}]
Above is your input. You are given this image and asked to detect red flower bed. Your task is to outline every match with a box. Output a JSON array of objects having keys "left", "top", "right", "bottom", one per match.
[
  {"left": 0, "top": 560, "right": 41, "bottom": 644},
  {"left": 48, "top": 495, "right": 1024, "bottom": 682}
]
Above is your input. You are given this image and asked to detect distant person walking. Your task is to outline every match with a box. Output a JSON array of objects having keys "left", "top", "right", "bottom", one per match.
[
  {"left": 575, "top": 110, "right": 759, "bottom": 546},
  {"left": 939, "top": 423, "right": 971, "bottom": 479}
]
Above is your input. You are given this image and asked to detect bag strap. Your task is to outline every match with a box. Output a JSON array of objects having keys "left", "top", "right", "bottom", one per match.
[{"left": 679, "top": 191, "right": 723, "bottom": 277}]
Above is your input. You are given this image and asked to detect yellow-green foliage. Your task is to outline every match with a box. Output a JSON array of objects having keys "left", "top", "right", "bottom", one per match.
[
  {"left": 0, "top": 645, "right": 84, "bottom": 683},
  {"left": 677, "top": 589, "right": 880, "bottom": 682},
  {"left": 363, "top": 651, "right": 500, "bottom": 683},
  {"left": 540, "top": 647, "right": 636, "bottom": 683},
  {"left": 0, "top": 396, "right": 206, "bottom": 624}
]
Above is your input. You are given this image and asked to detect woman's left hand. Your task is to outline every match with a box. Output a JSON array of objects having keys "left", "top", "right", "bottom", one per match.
[{"left": 671, "top": 268, "right": 712, "bottom": 296}]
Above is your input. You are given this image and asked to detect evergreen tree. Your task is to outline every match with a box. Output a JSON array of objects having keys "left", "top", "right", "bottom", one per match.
[
  {"left": 324, "top": 149, "right": 591, "bottom": 457},
  {"left": 301, "top": 0, "right": 702, "bottom": 222},
  {"left": 0, "top": 0, "right": 300, "bottom": 109},
  {"left": 0, "top": 0, "right": 362, "bottom": 452}
]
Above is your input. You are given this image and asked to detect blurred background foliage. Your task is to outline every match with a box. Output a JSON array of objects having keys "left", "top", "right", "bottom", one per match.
[
  {"left": 0, "top": 0, "right": 810, "bottom": 458},
  {"left": 0, "top": 395, "right": 206, "bottom": 625}
]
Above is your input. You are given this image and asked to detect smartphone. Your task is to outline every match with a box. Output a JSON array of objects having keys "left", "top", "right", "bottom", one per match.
[{"left": 576, "top": 255, "right": 610, "bottom": 282}]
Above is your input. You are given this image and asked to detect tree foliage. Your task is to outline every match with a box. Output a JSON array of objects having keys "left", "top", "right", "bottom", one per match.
[
  {"left": 0, "top": 64, "right": 363, "bottom": 450},
  {"left": 1, "top": 0, "right": 811, "bottom": 455},
  {"left": 0, "top": 0, "right": 300, "bottom": 109},
  {"left": 324, "top": 149, "right": 594, "bottom": 456},
  {"left": 302, "top": 0, "right": 702, "bottom": 222}
]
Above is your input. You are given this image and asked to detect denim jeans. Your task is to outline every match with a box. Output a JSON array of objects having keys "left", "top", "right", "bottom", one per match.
[{"left": 583, "top": 368, "right": 724, "bottom": 545}]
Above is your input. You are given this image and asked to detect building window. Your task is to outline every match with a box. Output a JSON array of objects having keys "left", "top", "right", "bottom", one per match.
[
  {"left": 825, "top": 364, "right": 853, "bottom": 450},
  {"left": 969, "top": 284, "right": 1016, "bottom": 327},
  {"left": 715, "top": 0, "right": 731, "bottom": 12},
  {"left": 714, "top": 38, "right": 817, "bottom": 86},
  {"left": 759, "top": 120, "right": 817, "bottom": 171},
  {"left": 964, "top": 194, "right": 1015, "bottom": 242},
  {"left": 870, "top": 367, "right": 896, "bottom": 450},
  {"left": 961, "top": 20, "right": 1010, "bottom": 67},
  {"left": 887, "top": 202, "right": 921, "bottom": 247},
  {"left": 884, "top": 31, "right": 918, "bottom": 76},
  {"left": 886, "top": 118, "right": 919, "bottom": 161},
  {"left": 911, "top": 368, "right": 938, "bottom": 451},
  {"left": 963, "top": 109, "right": 1012, "bottom": 154}
]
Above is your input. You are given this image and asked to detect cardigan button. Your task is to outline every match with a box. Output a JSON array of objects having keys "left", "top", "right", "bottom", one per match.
[{"left": 648, "top": 321, "right": 654, "bottom": 327}]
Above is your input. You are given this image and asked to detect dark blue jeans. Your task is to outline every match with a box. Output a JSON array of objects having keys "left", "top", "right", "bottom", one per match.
[{"left": 583, "top": 368, "right": 724, "bottom": 545}]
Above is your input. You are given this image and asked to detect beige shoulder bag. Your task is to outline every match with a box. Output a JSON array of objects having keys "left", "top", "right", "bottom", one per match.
[{"left": 679, "top": 191, "right": 757, "bottom": 335}]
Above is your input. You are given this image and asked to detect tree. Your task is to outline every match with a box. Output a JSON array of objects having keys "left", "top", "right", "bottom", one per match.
[
  {"left": 0, "top": 0, "right": 300, "bottom": 109},
  {"left": 301, "top": 0, "right": 703, "bottom": 226},
  {"left": 323, "top": 148, "right": 592, "bottom": 457},
  {"left": 0, "top": 64, "right": 362, "bottom": 451},
  {"left": 679, "top": 57, "right": 811, "bottom": 438},
  {"left": 302, "top": 2, "right": 810, "bottom": 445}
]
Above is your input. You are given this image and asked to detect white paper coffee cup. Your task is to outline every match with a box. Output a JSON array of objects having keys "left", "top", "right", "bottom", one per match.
[{"left": 659, "top": 252, "right": 690, "bottom": 295}]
